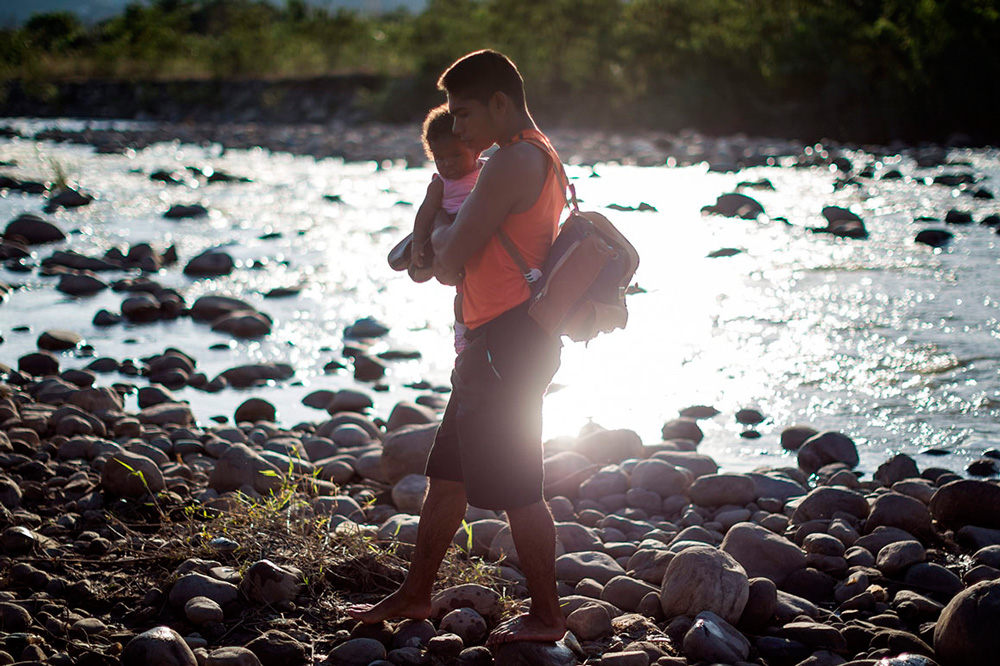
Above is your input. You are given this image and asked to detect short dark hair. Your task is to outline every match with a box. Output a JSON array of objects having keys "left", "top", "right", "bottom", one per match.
[
  {"left": 437, "top": 49, "right": 526, "bottom": 110},
  {"left": 421, "top": 103, "right": 457, "bottom": 159}
]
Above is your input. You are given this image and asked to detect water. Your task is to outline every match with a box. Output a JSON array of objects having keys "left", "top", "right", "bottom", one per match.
[{"left": 2, "top": 123, "right": 999, "bottom": 479}]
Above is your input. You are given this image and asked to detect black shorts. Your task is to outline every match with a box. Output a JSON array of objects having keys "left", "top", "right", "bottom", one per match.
[{"left": 425, "top": 301, "right": 562, "bottom": 510}]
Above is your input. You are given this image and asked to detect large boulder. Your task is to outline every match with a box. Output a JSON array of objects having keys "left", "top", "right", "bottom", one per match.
[
  {"left": 630, "top": 459, "right": 691, "bottom": 497},
  {"left": 209, "top": 443, "right": 284, "bottom": 495},
  {"left": 574, "top": 428, "right": 643, "bottom": 464},
  {"left": 689, "top": 474, "right": 755, "bottom": 507},
  {"left": 720, "top": 522, "right": 806, "bottom": 586},
  {"left": 683, "top": 611, "right": 751, "bottom": 664},
  {"left": 797, "top": 431, "right": 859, "bottom": 475},
  {"left": 649, "top": 451, "right": 718, "bottom": 478},
  {"left": 933, "top": 580, "right": 1000, "bottom": 666},
  {"left": 701, "top": 193, "right": 764, "bottom": 219},
  {"left": 101, "top": 451, "right": 165, "bottom": 498},
  {"left": 790, "top": 487, "right": 870, "bottom": 523},
  {"left": 659, "top": 545, "right": 749, "bottom": 624},
  {"left": 865, "top": 491, "right": 933, "bottom": 536},
  {"left": 4, "top": 213, "right": 65, "bottom": 245},
  {"left": 184, "top": 248, "right": 235, "bottom": 277},
  {"left": 121, "top": 626, "right": 197, "bottom": 666},
  {"left": 381, "top": 423, "right": 437, "bottom": 484},
  {"left": 556, "top": 551, "right": 625, "bottom": 585},
  {"left": 929, "top": 480, "right": 1000, "bottom": 530}
]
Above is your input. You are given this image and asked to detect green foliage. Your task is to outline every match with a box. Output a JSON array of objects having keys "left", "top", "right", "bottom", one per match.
[{"left": 0, "top": 0, "right": 998, "bottom": 140}]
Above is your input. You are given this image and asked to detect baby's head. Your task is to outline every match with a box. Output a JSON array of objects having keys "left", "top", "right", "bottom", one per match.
[{"left": 422, "top": 104, "right": 479, "bottom": 181}]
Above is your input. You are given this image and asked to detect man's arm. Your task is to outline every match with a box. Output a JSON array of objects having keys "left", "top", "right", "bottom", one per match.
[
  {"left": 432, "top": 143, "right": 548, "bottom": 273},
  {"left": 412, "top": 177, "right": 445, "bottom": 268}
]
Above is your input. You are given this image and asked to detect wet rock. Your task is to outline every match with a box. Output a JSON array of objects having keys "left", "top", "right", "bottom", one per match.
[
  {"left": 689, "top": 473, "right": 755, "bottom": 507},
  {"left": 439, "top": 607, "right": 487, "bottom": 646},
  {"left": 190, "top": 295, "right": 259, "bottom": 322},
  {"left": 327, "top": 389, "right": 375, "bottom": 413},
  {"left": 209, "top": 443, "right": 284, "bottom": 494},
  {"left": 56, "top": 270, "right": 109, "bottom": 295},
  {"left": 216, "top": 363, "right": 294, "bottom": 388},
  {"left": 430, "top": 584, "right": 502, "bottom": 622},
  {"left": 701, "top": 193, "right": 764, "bottom": 219},
  {"left": 566, "top": 602, "right": 612, "bottom": 641},
  {"left": 915, "top": 229, "right": 953, "bottom": 247},
  {"left": 18, "top": 351, "right": 59, "bottom": 376},
  {"left": 101, "top": 451, "right": 166, "bottom": 498},
  {"left": 37, "top": 329, "right": 82, "bottom": 351},
  {"left": 4, "top": 213, "right": 65, "bottom": 244},
  {"left": 381, "top": 423, "right": 436, "bottom": 484},
  {"left": 798, "top": 431, "right": 859, "bottom": 474},
  {"left": 720, "top": 521, "right": 806, "bottom": 585},
  {"left": 682, "top": 610, "right": 750, "bottom": 663},
  {"left": 121, "top": 625, "right": 198, "bottom": 666},
  {"left": 184, "top": 248, "right": 235, "bottom": 277},
  {"left": 234, "top": 398, "right": 277, "bottom": 424},
  {"left": 165, "top": 203, "right": 209, "bottom": 219},
  {"left": 874, "top": 454, "right": 921, "bottom": 486},
  {"left": 212, "top": 311, "right": 273, "bottom": 338},
  {"left": 660, "top": 544, "right": 748, "bottom": 624},
  {"left": 929, "top": 479, "right": 1000, "bottom": 530},
  {"left": 239, "top": 559, "right": 303, "bottom": 606}
]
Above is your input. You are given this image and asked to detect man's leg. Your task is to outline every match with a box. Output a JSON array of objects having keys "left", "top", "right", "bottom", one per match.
[
  {"left": 347, "top": 477, "right": 468, "bottom": 623},
  {"left": 487, "top": 499, "right": 567, "bottom": 645}
]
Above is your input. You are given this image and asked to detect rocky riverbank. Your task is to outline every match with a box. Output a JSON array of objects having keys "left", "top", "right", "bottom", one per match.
[
  {"left": 2, "top": 366, "right": 1000, "bottom": 666},
  {"left": 2, "top": 121, "right": 1000, "bottom": 666}
]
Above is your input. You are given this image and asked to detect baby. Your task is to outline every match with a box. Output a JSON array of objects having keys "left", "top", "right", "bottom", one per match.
[{"left": 388, "top": 103, "right": 485, "bottom": 353}]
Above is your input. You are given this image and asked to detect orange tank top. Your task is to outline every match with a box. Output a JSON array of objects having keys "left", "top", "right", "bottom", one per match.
[{"left": 461, "top": 129, "right": 565, "bottom": 329}]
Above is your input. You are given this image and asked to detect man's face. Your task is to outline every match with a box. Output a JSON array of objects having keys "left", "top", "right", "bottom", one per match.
[{"left": 447, "top": 94, "right": 496, "bottom": 153}]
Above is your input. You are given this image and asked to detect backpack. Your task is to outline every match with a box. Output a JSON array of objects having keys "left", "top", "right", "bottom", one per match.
[{"left": 498, "top": 154, "right": 640, "bottom": 342}]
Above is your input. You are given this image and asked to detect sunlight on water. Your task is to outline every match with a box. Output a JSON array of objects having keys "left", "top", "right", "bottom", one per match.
[{"left": 1, "top": 131, "right": 999, "bottom": 476}]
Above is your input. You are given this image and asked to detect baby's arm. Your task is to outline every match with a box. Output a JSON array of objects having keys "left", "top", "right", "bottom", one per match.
[
  {"left": 412, "top": 178, "right": 445, "bottom": 268},
  {"left": 430, "top": 209, "right": 463, "bottom": 286}
]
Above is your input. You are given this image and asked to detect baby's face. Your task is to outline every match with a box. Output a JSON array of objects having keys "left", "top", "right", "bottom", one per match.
[{"left": 430, "top": 137, "right": 478, "bottom": 181}]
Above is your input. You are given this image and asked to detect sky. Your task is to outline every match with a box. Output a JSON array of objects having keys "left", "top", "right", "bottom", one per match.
[{"left": 0, "top": 0, "right": 426, "bottom": 27}]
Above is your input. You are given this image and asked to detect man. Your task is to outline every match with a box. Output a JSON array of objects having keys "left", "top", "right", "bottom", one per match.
[{"left": 348, "top": 49, "right": 567, "bottom": 646}]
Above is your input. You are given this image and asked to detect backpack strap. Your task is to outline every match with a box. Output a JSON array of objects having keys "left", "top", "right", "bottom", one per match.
[
  {"left": 497, "top": 229, "right": 543, "bottom": 284},
  {"left": 496, "top": 130, "right": 576, "bottom": 285},
  {"left": 508, "top": 130, "right": 580, "bottom": 214}
]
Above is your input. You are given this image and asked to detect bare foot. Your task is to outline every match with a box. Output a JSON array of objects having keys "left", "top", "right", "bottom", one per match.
[
  {"left": 345, "top": 589, "right": 432, "bottom": 624},
  {"left": 486, "top": 612, "right": 567, "bottom": 647}
]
